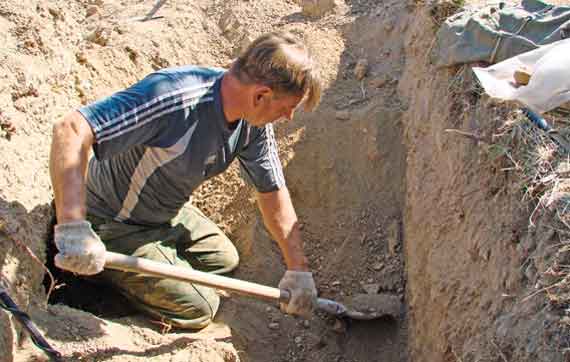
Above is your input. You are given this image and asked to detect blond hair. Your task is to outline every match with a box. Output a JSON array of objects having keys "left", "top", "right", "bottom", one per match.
[{"left": 231, "top": 32, "right": 322, "bottom": 112}]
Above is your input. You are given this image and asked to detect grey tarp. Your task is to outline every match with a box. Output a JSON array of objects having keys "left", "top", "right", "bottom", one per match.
[{"left": 430, "top": 0, "right": 570, "bottom": 68}]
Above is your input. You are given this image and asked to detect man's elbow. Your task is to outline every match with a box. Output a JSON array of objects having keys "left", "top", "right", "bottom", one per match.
[{"left": 52, "top": 111, "right": 94, "bottom": 148}]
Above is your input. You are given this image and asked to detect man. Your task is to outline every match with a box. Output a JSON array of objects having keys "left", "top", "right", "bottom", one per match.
[{"left": 49, "top": 32, "right": 322, "bottom": 329}]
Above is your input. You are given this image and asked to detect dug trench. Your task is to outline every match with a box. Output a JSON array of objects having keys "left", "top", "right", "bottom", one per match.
[
  {"left": 42, "top": 15, "right": 409, "bottom": 362},
  {"left": 2, "top": 1, "right": 567, "bottom": 362},
  {"left": 40, "top": 2, "right": 410, "bottom": 361}
]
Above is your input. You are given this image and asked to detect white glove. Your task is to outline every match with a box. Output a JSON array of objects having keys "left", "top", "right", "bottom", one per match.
[
  {"left": 54, "top": 221, "right": 106, "bottom": 275},
  {"left": 278, "top": 271, "right": 317, "bottom": 319}
]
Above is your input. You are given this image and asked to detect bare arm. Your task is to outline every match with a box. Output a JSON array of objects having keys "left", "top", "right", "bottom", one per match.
[
  {"left": 49, "top": 111, "right": 95, "bottom": 223},
  {"left": 256, "top": 187, "right": 309, "bottom": 271}
]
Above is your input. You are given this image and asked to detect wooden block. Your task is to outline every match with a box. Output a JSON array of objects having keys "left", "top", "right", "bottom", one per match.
[{"left": 514, "top": 66, "right": 532, "bottom": 86}]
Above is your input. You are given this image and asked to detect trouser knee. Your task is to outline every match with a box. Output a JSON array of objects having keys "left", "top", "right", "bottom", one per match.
[{"left": 112, "top": 273, "right": 221, "bottom": 330}]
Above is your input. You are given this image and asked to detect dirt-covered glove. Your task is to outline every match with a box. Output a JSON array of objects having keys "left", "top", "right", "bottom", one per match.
[
  {"left": 54, "top": 221, "right": 106, "bottom": 275},
  {"left": 278, "top": 271, "right": 317, "bottom": 319}
]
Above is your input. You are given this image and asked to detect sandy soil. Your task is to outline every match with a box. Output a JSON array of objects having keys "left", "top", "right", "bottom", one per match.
[{"left": 2, "top": 0, "right": 570, "bottom": 361}]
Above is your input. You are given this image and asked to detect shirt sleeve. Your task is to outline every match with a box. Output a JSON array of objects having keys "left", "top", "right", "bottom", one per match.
[
  {"left": 78, "top": 72, "right": 192, "bottom": 160},
  {"left": 237, "top": 124, "right": 286, "bottom": 193}
]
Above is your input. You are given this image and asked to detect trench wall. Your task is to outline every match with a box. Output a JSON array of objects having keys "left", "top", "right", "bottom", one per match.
[{"left": 399, "top": 5, "right": 561, "bottom": 362}]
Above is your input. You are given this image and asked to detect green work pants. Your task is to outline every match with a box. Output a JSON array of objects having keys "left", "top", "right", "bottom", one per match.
[{"left": 89, "top": 206, "right": 239, "bottom": 330}]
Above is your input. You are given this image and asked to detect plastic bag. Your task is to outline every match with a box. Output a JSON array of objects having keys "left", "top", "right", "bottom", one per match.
[{"left": 472, "top": 38, "right": 570, "bottom": 113}]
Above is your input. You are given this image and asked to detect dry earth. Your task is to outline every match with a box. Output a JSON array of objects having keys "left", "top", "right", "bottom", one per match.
[{"left": 1, "top": 0, "right": 570, "bottom": 362}]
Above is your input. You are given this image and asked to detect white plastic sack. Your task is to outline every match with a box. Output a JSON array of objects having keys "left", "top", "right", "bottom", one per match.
[{"left": 472, "top": 38, "right": 570, "bottom": 114}]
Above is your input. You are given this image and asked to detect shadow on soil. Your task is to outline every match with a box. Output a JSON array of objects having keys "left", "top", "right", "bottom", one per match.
[{"left": 43, "top": 220, "right": 136, "bottom": 319}]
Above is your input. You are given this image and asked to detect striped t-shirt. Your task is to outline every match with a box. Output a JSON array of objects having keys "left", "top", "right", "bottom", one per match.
[{"left": 79, "top": 66, "right": 285, "bottom": 226}]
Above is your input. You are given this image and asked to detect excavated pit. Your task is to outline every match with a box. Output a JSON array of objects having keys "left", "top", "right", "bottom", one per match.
[
  {"left": 41, "top": 65, "right": 410, "bottom": 361},
  {"left": 3, "top": 1, "right": 565, "bottom": 362},
  {"left": 37, "top": 2, "right": 412, "bottom": 361}
]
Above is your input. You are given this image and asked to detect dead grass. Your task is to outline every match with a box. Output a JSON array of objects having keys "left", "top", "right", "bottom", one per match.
[
  {"left": 490, "top": 105, "right": 570, "bottom": 311},
  {"left": 446, "top": 60, "right": 570, "bottom": 335}
]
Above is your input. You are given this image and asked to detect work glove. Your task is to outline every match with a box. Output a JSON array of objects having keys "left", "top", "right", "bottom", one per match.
[
  {"left": 278, "top": 271, "right": 317, "bottom": 319},
  {"left": 54, "top": 221, "right": 106, "bottom": 275}
]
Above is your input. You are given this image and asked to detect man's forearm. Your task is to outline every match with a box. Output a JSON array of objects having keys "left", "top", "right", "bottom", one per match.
[
  {"left": 49, "top": 111, "right": 94, "bottom": 223},
  {"left": 257, "top": 188, "right": 309, "bottom": 271}
]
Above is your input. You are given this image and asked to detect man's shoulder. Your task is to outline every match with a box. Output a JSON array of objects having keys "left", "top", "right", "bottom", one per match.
[
  {"left": 153, "top": 65, "right": 226, "bottom": 85},
  {"left": 130, "top": 65, "right": 226, "bottom": 103}
]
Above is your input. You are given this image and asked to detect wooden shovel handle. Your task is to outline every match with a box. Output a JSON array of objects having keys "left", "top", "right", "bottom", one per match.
[
  {"left": 104, "top": 251, "right": 283, "bottom": 301},
  {"left": 104, "top": 252, "right": 348, "bottom": 317}
]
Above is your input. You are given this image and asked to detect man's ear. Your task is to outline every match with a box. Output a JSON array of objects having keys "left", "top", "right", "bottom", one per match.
[{"left": 252, "top": 86, "right": 273, "bottom": 107}]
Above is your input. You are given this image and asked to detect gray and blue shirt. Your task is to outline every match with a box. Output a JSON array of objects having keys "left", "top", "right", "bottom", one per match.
[{"left": 79, "top": 66, "right": 285, "bottom": 226}]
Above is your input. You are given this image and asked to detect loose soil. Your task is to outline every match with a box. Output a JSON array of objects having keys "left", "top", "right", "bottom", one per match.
[{"left": 1, "top": 0, "right": 569, "bottom": 362}]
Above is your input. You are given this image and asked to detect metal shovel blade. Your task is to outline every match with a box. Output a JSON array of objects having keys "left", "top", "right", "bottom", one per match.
[{"left": 316, "top": 293, "right": 402, "bottom": 320}]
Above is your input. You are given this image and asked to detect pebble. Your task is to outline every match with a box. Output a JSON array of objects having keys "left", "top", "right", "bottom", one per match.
[
  {"left": 372, "top": 262, "right": 383, "bottom": 271},
  {"left": 302, "top": 320, "right": 310, "bottom": 328},
  {"left": 268, "top": 322, "right": 280, "bottom": 330},
  {"left": 85, "top": 27, "right": 111, "bottom": 46},
  {"left": 332, "top": 280, "right": 341, "bottom": 286},
  {"left": 86, "top": 6, "right": 99, "bottom": 17},
  {"left": 354, "top": 58, "right": 369, "bottom": 80},
  {"left": 335, "top": 110, "right": 350, "bottom": 120},
  {"left": 294, "top": 336, "right": 303, "bottom": 344},
  {"left": 369, "top": 77, "right": 388, "bottom": 88},
  {"left": 362, "top": 283, "right": 380, "bottom": 295}
]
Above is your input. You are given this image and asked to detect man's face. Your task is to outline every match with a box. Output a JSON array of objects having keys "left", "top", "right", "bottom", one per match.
[{"left": 247, "top": 90, "right": 305, "bottom": 128}]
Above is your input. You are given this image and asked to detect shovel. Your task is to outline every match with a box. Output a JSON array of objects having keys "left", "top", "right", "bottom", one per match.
[{"left": 104, "top": 251, "right": 401, "bottom": 321}]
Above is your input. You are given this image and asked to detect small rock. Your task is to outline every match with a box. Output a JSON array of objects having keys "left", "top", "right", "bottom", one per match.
[
  {"left": 0, "top": 117, "right": 16, "bottom": 140},
  {"left": 268, "top": 322, "right": 280, "bottom": 330},
  {"left": 300, "top": 0, "right": 336, "bottom": 17},
  {"left": 354, "top": 58, "right": 369, "bottom": 80},
  {"left": 362, "top": 283, "right": 380, "bottom": 295},
  {"left": 265, "top": 307, "right": 272, "bottom": 313},
  {"left": 332, "top": 280, "right": 341, "bottom": 287},
  {"left": 86, "top": 6, "right": 99, "bottom": 17},
  {"left": 218, "top": 10, "right": 242, "bottom": 41},
  {"left": 369, "top": 77, "right": 388, "bottom": 88},
  {"left": 85, "top": 26, "right": 112, "bottom": 46},
  {"left": 387, "top": 220, "right": 401, "bottom": 256},
  {"left": 294, "top": 336, "right": 303, "bottom": 344},
  {"left": 48, "top": 7, "right": 64, "bottom": 20},
  {"left": 302, "top": 320, "right": 310, "bottom": 328},
  {"left": 367, "top": 278, "right": 374, "bottom": 283},
  {"left": 76, "top": 52, "right": 88, "bottom": 64},
  {"left": 372, "top": 262, "right": 383, "bottom": 271},
  {"left": 335, "top": 110, "right": 350, "bottom": 121}
]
